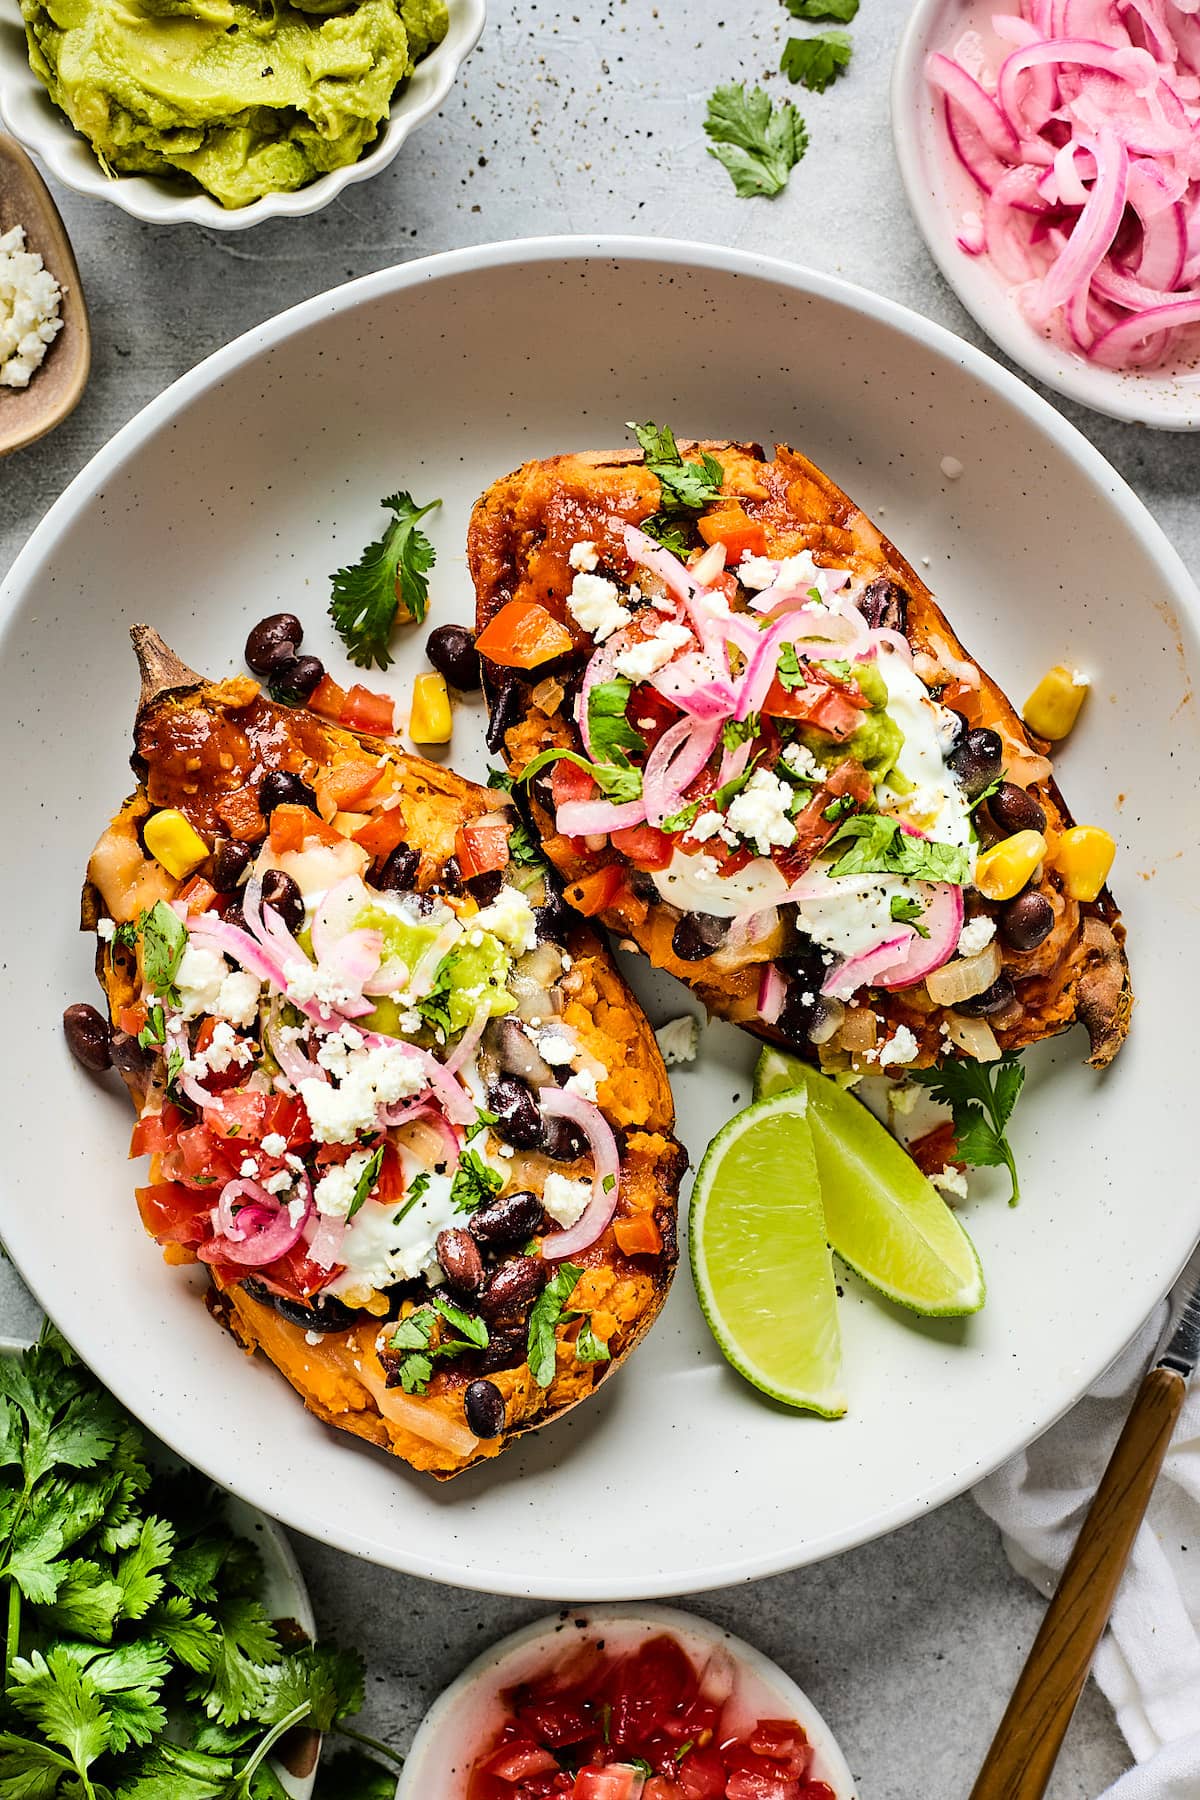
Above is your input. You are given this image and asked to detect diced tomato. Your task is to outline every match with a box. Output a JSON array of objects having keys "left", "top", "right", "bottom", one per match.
[
  {"left": 215, "top": 784, "right": 266, "bottom": 842},
  {"left": 136, "top": 1180, "right": 211, "bottom": 1248},
  {"left": 177, "top": 875, "right": 218, "bottom": 915},
  {"left": 269, "top": 804, "right": 342, "bottom": 853},
  {"left": 372, "top": 1142, "right": 405, "bottom": 1205},
  {"left": 747, "top": 1724, "right": 811, "bottom": 1778},
  {"left": 477, "top": 600, "right": 576, "bottom": 669},
  {"left": 606, "top": 1638, "right": 696, "bottom": 1751},
  {"left": 456, "top": 819, "right": 512, "bottom": 881},
  {"left": 761, "top": 667, "right": 869, "bottom": 742},
  {"left": 517, "top": 1695, "right": 596, "bottom": 1749},
  {"left": 175, "top": 1123, "right": 239, "bottom": 1189},
  {"left": 644, "top": 1783, "right": 682, "bottom": 1800},
  {"left": 207, "top": 1090, "right": 269, "bottom": 1142},
  {"left": 550, "top": 757, "right": 597, "bottom": 809},
  {"left": 697, "top": 506, "right": 768, "bottom": 561},
  {"left": 256, "top": 1243, "right": 338, "bottom": 1301},
  {"left": 725, "top": 1774, "right": 802, "bottom": 1800},
  {"left": 315, "top": 755, "right": 384, "bottom": 816},
  {"left": 610, "top": 823, "right": 674, "bottom": 872},
  {"left": 573, "top": 1768, "right": 647, "bottom": 1799},
  {"left": 119, "top": 1002, "right": 148, "bottom": 1036},
  {"left": 612, "top": 1214, "right": 663, "bottom": 1258},
  {"left": 480, "top": 1740, "right": 562, "bottom": 1782},
  {"left": 189, "top": 1018, "right": 249, "bottom": 1094},
  {"left": 675, "top": 1744, "right": 727, "bottom": 1799},
  {"left": 909, "top": 1121, "right": 962, "bottom": 1175},
  {"left": 706, "top": 839, "right": 755, "bottom": 878},
  {"left": 564, "top": 865, "right": 623, "bottom": 917},
  {"left": 353, "top": 806, "right": 408, "bottom": 860},
  {"left": 308, "top": 673, "right": 349, "bottom": 722},
  {"left": 129, "top": 1104, "right": 185, "bottom": 1160},
  {"left": 772, "top": 796, "right": 837, "bottom": 884},
  {"left": 824, "top": 758, "right": 873, "bottom": 804},
  {"left": 343, "top": 684, "right": 396, "bottom": 736},
  {"left": 260, "top": 1093, "right": 311, "bottom": 1148},
  {"left": 626, "top": 686, "right": 681, "bottom": 750}
]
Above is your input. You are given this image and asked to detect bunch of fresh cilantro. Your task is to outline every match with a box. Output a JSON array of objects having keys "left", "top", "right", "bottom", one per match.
[{"left": 0, "top": 1331, "right": 399, "bottom": 1799}]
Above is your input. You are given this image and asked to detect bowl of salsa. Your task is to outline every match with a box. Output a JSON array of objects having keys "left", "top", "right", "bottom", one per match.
[{"left": 397, "top": 1605, "right": 856, "bottom": 1800}]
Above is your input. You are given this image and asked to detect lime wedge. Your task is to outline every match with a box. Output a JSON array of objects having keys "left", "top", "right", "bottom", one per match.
[
  {"left": 689, "top": 1089, "right": 846, "bottom": 1417},
  {"left": 754, "top": 1048, "right": 985, "bottom": 1317}
]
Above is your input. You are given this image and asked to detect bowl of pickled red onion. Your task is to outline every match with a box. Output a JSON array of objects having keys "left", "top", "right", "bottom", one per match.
[
  {"left": 892, "top": 0, "right": 1200, "bottom": 427},
  {"left": 396, "top": 1604, "right": 857, "bottom": 1800}
]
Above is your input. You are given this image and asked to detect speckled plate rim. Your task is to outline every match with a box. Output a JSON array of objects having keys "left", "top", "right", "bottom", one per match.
[
  {"left": 0, "top": 1337, "right": 319, "bottom": 1798},
  {"left": 0, "top": 236, "right": 1198, "bottom": 1597},
  {"left": 394, "top": 1605, "right": 858, "bottom": 1800},
  {"left": 891, "top": 0, "right": 1200, "bottom": 430}
]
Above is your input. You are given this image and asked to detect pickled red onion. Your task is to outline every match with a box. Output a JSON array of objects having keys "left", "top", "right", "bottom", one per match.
[{"left": 537, "top": 1087, "right": 622, "bottom": 1259}]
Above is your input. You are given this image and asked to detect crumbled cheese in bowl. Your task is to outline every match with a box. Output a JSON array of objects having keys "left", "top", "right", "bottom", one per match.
[{"left": 0, "top": 226, "right": 62, "bottom": 390}]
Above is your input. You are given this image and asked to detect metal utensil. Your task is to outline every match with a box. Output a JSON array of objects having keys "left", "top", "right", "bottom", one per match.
[
  {"left": 970, "top": 1259, "right": 1200, "bottom": 1799},
  {"left": 0, "top": 132, "right": 89, "bottom": 457}
]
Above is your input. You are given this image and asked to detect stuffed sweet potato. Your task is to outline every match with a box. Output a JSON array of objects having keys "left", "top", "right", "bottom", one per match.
[
  {"left": 76, "top": 627, "right": 685, "bottom": 1479},
  {"left": 469, "top": 435, "right": 1131, "bottom": 1076}
]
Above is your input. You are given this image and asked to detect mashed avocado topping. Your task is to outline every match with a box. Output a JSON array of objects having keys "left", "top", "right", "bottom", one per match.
[{"left": 19, "top": 0, "right": 448, "bottom": 208}]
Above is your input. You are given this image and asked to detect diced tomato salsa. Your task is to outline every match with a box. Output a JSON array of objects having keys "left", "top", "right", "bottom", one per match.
[{"left": 465, "top": 1634, "right": 837, "bottom": 1800}]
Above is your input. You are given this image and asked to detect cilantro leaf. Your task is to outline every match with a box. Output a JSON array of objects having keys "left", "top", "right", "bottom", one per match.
[
  {"left": 140, "top": 902, "right": 187, "bottom": 1001},
  {"left": 721, "top": 715, "right": 759, "bottom": 751},
  {"left": 574, "top": 1322, "right": 611, "bottom": 1366},
  {"left": 587, "top": 680, "right": 646, "bottom": 765},
  {"left": 781, "top": 29, "right": 852, "bottom": 92},
  {"left": 786, "top": 0, "right": 857, "bottom": 16},
  {"left": 0, "top": 1732, "right": 75, "bottom": 1799},
  {"left": 449, "top": 1149, "right": 503, "bottom": 1213},
  {"left": 628, "top": 421, "right": 724, "bottom": 550},
  {"left": 704, "top": 84, "right": 808, "bottom": 198},
  {"left": 776, "top": 642, "right": 807, "bottom": 692},
  {"left": 910, "top": 1056, "right": 1026, "bottom": 1204},
  {"left": 518, "top": 746, "right": 642, "bottom": 806},
  {"left": 114, "top": 1514, "right": 174, "bottom": 1622},
  {"left": 345, "top": 1147, "right": 384, "bottom": 1224},
  {"left": 258, "top": 1645, "right": 364, "bottom": 1734},
  {"left": 432, "top": 1295, "right": 489, "bottom": 1351},
  {"left": 7, "top": 1649, "right": 111, "bottom": 1776},
  {"left": 143, "top": 1594, "right": 217, "bottom": 1673},
  {"left": 395, "top": 1172, "right": 430, "bottom": 1221},
  {"left": 190, "top": 1594, "right": 279, "bottom": 1724},
  {"left": 662, "top": 800, "right": 701, "bottom": 834},
  {"left": 640, "top": 517, "right": 692, "bottom": 556},
  {"left": 37, "top": 1558, "right": 124, "bottom": 1642},
  {"left": 69, "top": 1639, "right": 172, "bottom": 1750},
  {"left": 527, "top": 1264, "right": 582, "bottom": 1389},
  {"left": 329, "top": 491, "right": 440, "bottom": 669},
  {"left": 826, "top": 815, "right": 970, "bottom": 886},
  {"left": 889, "top": 894, "right": 929, "bottom": 937}
]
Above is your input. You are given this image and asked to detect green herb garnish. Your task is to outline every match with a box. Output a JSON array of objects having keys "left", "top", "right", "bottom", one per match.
[
  {"left": 704, "top": 83, "right": 808, "bottom": 198},
  {"left": 910, "top": 1057, "right": 1026, "bottom": 1205},
  {"left": 827, "top": 815, "right": 970, "bottom": 886},
  {"left": 573, "top": 1322, "right": 611, "bottom": 1366},
  {"left": 721, "top": 715, "right": 760, "bottom": 751},
  {"left": 526, "top": 1263, "right": 583, "bottom": 1389},
  {"left": 776, "top": 642, "right": 807, "bottom": 693},
  {"left": 786, "top": 0, "right": 858, "bottom": 18},
  {"left": 518, "top": 746, "right": 643, "bottom": 806},
  {"left": 822, "top": 794, "right": 858, "bottom": 822},
  {"left": 329, "top": 490, "right": 440, "bottom": 669},
  {"left": 345, "top": 1146, "right": 384, "bottom": 1222},
  {"left": 448, "top": 1149, "right": 503, "bottom": 1213},
  {"left": 782, "top": 29, "right": 852, "bottom": 91},
  {"left": 587, "top": 679, "right": 647, "bottom": 764},
  {"left": 890, "top": 894, "right": 930, "bottom": 937},
  {"left": 387, "top": 1300, "right": 489, "bottom": 1394},
  {"left": 141, "top": 901, "right": 187, "bottom": 1003}
]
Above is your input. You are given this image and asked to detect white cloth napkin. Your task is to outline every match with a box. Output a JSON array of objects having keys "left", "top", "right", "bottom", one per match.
[{"left": 974, "top": 1273, "right": 1200, "bottom": 1798}]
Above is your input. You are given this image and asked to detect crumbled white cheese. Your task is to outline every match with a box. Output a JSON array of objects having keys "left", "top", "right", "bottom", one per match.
[
  {"left": 184, "top": 1019, "right": 254, "bottom": 1079},
  {"left": 541, "top": 1172, "right": 592, "bottom": 1228},
  {"left": 215, "top": 971, "right": 261, "bottom": 1028},
  {"left": 261, "top": 1133, "right": 288, "bottom": 1157},
  {"left": 613, "top": 622, "right": 692, "bottom": 681},
  {"left": 888, "top": 1080, "right": 921, "bottom": 1117},
  {"left": 286, "top": 958, "right": 362, "bottom": 1021},
  {"left": 265, "top": 1170, "right": 294, "bottom": 1196},
  {"left": 876, "top": 1026, "right": 920, "bottom": 1069},
  {"left": 956, "top": 916, "right": 997, "bottom": 958},
  {"left": 175, "top": 946, "right": 229, "bottom": 1020},
  {"left": 569, "top": 540, "right": 600, "bottom": 572},
  {"left": 567, "top": 572, "right": 632, "bottom": 642},
  {"left": 738, "top": 555, "right": 779, "bottom": 591},
  {"left": 301, "top": 1033, "right": 426, "bottom": 1144},
  {"left": 725, "top": 769, "right": 798, "bottom": 855},
  {"left": 931, "top": 1164, "right": 969, "bottom": 1200},
  {"left": 771, "top": 550, "right": 822, "bottom": 596},
  {"left": 655, "top": 1015, "right": 700, "bottom": 1067},
  {"left": 96, "top": 917, "right": 116, "bottom": 943},
  {"left": 313, "top": 1146, "right": 377, "bottom": 1219},
  {"left": 473, "top": 885, "right": 537, "bottom": 955},
  {"left": 689, "top": 810, "right": 727, "bottom": 843},
  {"left": 538, "top": 1033, "right": 575, "bottom": 1067},
  {"left": 1070, "top": 668, "right": 1090, "bottom": 689},
  {"left": 564, "top": 1068, "right": 599, "bottom": 1103},
  {"left": 0, "top": 226, "right": 62, "bottom": 390},
  {"left": 239, "top": 1157, "right": 259, "bottom": 1179},
  {"left": 781, "top": 741, "right": 824, "bottom": 783}
]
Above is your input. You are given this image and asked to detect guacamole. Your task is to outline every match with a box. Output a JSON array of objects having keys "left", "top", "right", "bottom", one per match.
[{"left": 20, "top": 0, "right": 449, "bottom": 209}]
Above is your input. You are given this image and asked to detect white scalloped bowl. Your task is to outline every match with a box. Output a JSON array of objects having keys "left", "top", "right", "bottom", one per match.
[
  {"left": 0, "top": 0, "right": 485, "bottom": 231},
  {"left": 395, "top": 1606, "right": 858, "bottom": 1800},
  {"left": 892, "top": 0, "right": 1200, "bottom": 429}
]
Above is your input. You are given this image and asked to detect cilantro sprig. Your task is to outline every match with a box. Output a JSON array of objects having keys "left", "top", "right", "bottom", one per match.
[
  {"left": 827, "top": 814, "right": 970, "bottom": 887},
  {"left": 0, "top": 1331, "right": 401, "bottom": 1798},
  {"left": 704, "top": 84, "right": 809, "bottom": 198},
  {"left": 329, "top": 490, "right": 441, "bottom": 670},
  {"left": 387, "top": 1297, "right": 490, "bottom": 1395},
  {"left": 911, "top": 1057, "right": 1027, "bottom": 1205},
  {"left": 781, "top": 29, "right": 852, "bottom": 91},
  {"left": 628, "top": 420, "right": 725, "bottom": 550}
]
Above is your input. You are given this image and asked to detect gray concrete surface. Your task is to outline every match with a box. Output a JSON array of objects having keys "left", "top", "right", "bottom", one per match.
[{"left": 5, "top": 0, "right": 1193, "bottom": 1791}]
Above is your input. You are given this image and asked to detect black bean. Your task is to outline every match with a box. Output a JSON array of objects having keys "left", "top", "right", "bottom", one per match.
[
  {"left": 436, "top": 1228, "right": 485, "bottom": 1295},
  {"left": 957, "top": 971, "right": 1016, "bottom": 1017},
  {"left": 529, "top": 770, "right": 556, "bottom": 817},
  {"left": 534, "top": 886, "right": 572, "bottom": 946},
  {"left": 485, "top": 676, "right": 527, "bottom": 754},
  {"left": 481, "top": 1324, "right": 527, "bottom": 1374},
  {"left": 212, "top": 838, "right": 254, "bottom": 893},
  {"left": 376, "top": 842, "right": 421, "bottom": 893},
  {"left": 438, "top": 855, "right": 464, "bottom": 896},
  {"left": 110, "top": 1030, "right": 152, "bottom": 1080},
  {"left": 859, "top": 578, "right": 910, "bottom": 634},
  {"left": 63, "top": 1002, "right": 112, "bottom": 1073},
  {"left": 258, "top": 769, "right": 317, "bottom": 816},
  {"left": 776, "top": 982, "right": 823, "bottom": 1048},
  {"left": 480, "top": 1255, "right": 546, "bottom": 1322},
  {"left": 243, "top": 1279, "right": 360, "bottom": 1333},
  {"left": 948, "top": 727, "right": 1004, "bottom": 801},
  {"left": 245, "top": 612, "right": 303, "bottom": 675},
  {"left": 540, "top": 1114, "right": 588, "bottom": 1163},
  {"left": 986, "top": 780, "right": 1047, "bottom": 837},
  {"left": 487, "top": 1075, "right": 544, "bottom": 1151},
  {"left": 1000, "top": 891, "right": 1055, "bottom": 952},
  {"left": 671, "top": 911, "right": 729, "bottom": 962},
  {"left": 465, "top": 869, "right": 504, "bottom": 906},
  {"left": 627, "top": 869, "right": 661, "bottom": 905},
  {"left": 260, "top": 869, "right": 304, "bottom": 936},
  {"left": 464, "top": 1378, "right": 506, "bottom": 1438},
  {"left": 270, "top": 654, "right": 325, "bottom": 707},
  {"left": 469, "top": 1187, "right": 545, "bottom": 1247},
  {"left": 426, "top": 624, "right": 482, "bottom": 691}
]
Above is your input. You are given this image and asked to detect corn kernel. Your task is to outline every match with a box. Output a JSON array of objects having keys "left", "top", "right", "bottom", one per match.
[
  {"left": 974, "top": 829, "right": 1047, "bottom": 902},
  {"left": 1054, "top": 825, "right": 1116, "bottom": 902},
  {"left": 1023, "top": 664, "right": 1089, "bottom": 741},
  {"left": 409, "top": 671, "right": 452, "bottom": 744},
  {"left": 142, "top": 808, "right": 209, "bottom": 880}
]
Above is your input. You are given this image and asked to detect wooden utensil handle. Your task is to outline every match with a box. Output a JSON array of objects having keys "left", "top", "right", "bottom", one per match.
[{"left": 970, "top": 1362, "right": 1187, "bottom": 1800}]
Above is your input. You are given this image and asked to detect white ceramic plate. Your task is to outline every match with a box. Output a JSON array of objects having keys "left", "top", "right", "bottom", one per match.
[
  {"left": 0, "top": 1337, "right": 319, "bottom": 1798},
  {"left": 892, "top": 0, "right": 1200, "bottom": 429},
  {"left": 0, "top": 237, "right": 1197, "bottom": 1598},
  {"left": 0, "top": 0, "right": 485, "bottom": 231},
  {"left": 395, "top": 1605, "right": 857, "bottom": 1799}
]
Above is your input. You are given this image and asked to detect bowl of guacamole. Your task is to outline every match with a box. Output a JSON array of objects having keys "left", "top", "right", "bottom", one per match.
[{"left": 0, "top": 0, "right": 484, "bottom": 226}]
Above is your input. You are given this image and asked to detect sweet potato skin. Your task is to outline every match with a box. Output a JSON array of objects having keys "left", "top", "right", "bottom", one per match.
[
  {"left": 83, "top": 633, "right": 685, "bottom": 1479},
  {"left": 469, "top": 441, "right": 1131, "bottom": 1070}
]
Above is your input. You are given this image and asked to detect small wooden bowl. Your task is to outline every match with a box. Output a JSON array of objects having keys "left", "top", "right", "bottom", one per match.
[{"left": 0, "top": 132, "right": 89, "bottom": 456}]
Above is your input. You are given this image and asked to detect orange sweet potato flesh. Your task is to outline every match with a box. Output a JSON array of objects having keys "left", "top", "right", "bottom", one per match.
[
  {"left": 81, "top": 629, "right": 685, "bottom": 1480},
  {"left": 468, "top": 442, "right": 1131, "bottom": 1071}
]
